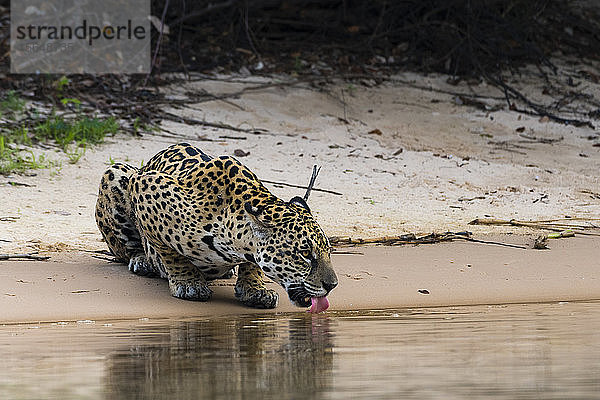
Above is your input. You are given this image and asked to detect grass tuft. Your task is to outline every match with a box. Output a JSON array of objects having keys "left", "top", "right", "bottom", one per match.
[
  {"left": 0, "top": 91, "right": 26, "bottom": 118},
  {"left": 0, "top": 91, "right": 119, "bottom": 175},
  {"left": 0, "top": 136, "right": 58, "bottom": 175},
  {"left": 34, "top": 115, "right": 118, "bottom": 151}
]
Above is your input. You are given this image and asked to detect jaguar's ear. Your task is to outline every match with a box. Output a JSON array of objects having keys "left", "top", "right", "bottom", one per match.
[
  {"left": 288, "top": 196, "right": 311, "bottom": 213},
  {"left": 244, "top": 202, "right": 271, "bottom": 238}
]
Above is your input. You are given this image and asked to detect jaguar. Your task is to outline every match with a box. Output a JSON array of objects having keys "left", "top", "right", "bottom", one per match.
[{"left": 95, "top": 143, "right": 337, "bottom": 312}]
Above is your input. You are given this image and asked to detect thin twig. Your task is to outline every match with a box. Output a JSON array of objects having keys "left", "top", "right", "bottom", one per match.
[
  {"left": 303, "top": 165, "right": 321, "bottom": 201},
  {"left": 90, "top": 255, "right": 120, "bottom": 263},
  {"left": 160, "top": 111, "right": 267, "bottom": 134},
  {"left": 177, "top": 0, "right": 190, "bottom": 79},
  {"left": 243, "top": 0, "right": 261, "bottom": 62},
  {"left": 458, "top": 237, "right": 527, "bottom": 249},
  {"left": 0, "top": 253, "right": 50, "bottom": 261},
  {"left": 262, "top": 179, "right": 342, "bottom": 196},
  {"left": 488, "top": 75, "right": 594, "bottom": 129},
  {"left": 144, "top": 0, "right": 170, "bottom": 86}
]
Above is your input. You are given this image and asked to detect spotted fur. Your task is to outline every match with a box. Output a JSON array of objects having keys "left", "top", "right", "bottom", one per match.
[{"left": 95, "top": 143, "right": 338, "bottom": 309}]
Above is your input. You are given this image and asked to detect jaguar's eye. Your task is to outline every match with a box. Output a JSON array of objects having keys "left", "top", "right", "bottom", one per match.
[{"left": 300, "top": 249, "right": 311, "bottom": 258}]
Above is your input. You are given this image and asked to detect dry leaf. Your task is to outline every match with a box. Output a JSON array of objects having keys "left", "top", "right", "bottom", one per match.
[{"left": 233, "top": 149, "right": 250, "bottom": 157}]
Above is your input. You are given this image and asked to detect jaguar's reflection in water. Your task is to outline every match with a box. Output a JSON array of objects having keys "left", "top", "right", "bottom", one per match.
[{"left": 104, "top": 315, "right": 334, "bottom": 398}]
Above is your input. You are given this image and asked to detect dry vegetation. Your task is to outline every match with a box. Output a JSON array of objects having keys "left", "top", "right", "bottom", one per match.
[{"left": 1, "top": 0, "right": 600, "bottom": 175}]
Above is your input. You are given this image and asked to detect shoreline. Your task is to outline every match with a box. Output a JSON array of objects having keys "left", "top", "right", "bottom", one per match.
[{"left": 2, "top": 235, "right": 599, "bottom": 324}]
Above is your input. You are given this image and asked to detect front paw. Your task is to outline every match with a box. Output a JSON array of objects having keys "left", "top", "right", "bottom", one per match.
[
  {"left": 235, "top": 286, "right": 279, "bottom": 309},
  {"left": 169, "top": 278, "right": 212, "bottom": 301},
  {"left": 128, "top": 254, "right": 157, "bottom": 277}
]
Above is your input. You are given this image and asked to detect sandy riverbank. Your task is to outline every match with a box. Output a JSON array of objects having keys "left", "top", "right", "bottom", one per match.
[
  {"left": 1, "top": 235, "right": 599, "bottom": 324},
  {"left": 1, "top": 74, "right": 599, "bottom": 255},
  {"left": 1, "top": 72, "right": 599, "bottom": 324}
]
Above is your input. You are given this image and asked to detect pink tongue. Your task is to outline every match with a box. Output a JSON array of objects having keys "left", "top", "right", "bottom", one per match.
[{"left": 309, "top": 296, "right": 330, "bottom": 313}]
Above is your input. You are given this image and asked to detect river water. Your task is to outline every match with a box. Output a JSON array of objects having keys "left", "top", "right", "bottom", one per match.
[{"left": 1, "top": 301, "right": 599, "bottom": 399}]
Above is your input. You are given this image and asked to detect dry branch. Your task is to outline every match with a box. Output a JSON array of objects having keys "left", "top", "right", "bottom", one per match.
[
  {"left": 0, "top": 253, "right": 50, "bottom": 261},
  {"left": 469, "top": 217, "right": 600, "bottom": 236},
  {"left": 329, "top": 232, "right": 527, "bottom": 249}
]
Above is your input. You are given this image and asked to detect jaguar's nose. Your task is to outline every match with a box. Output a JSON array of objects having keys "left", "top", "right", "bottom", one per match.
[{"left": 322, "top": 280, "right": 338, "bottom": 293}]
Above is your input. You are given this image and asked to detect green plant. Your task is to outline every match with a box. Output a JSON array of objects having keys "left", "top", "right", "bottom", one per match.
[
  {"left": 1, "top": 113, "right": 118, "bottom": 175},
  {"left": 66, "top": 144, "right": 86, "bottom": 164},
  {"left": 133, "top": 117, "right": 141, "bottom": 135},
  {"left": 49, "top": 163, "right": 63, "bottom": 177},
  {"left": 60, "top": 98, "right": 82, "bottom": 109},
  {"left": 35, "top": 115, "right": 118, "bottom": 151},
  {"left": 0, "top": 79, "right": 121, "bottom": 174},
  {"left": 3, "top": 126, "right": 31, "bottom": 146},
  {"left": 346, "top": 84, "right": 356, "bottom": 96},
  {"left": 0, "top": 91, "right": 26, "bottom": 117},
  {"left": 0, "top": 136, "right": 57, "bottom": 175},
  {"left": 132, "top": 118, "right": 159, "bottom": 135},
  {"left": 293, "top": 56, "right": 302, "bottom": 73},
  {"left": 55, "top": 76, "right": 70, "bottom": 94}
]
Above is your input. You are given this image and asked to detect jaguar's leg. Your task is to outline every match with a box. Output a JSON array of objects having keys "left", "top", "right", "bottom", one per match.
[
  {"left": 157, "top": 248, "right": 212, "bottom": 301},
  {"left": 235, "top": 262, "right": 279, "bottom": 309},
  {"left": 128, "top": 236, "right": 163, "bottom": 278},
  {"left": 95, "top": 163, "right": 143, "bottom": 263}
]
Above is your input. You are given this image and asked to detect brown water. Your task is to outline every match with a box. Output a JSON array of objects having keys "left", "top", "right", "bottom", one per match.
[{"left": 1, "top": 302, "right": 600, "bottom": 399}]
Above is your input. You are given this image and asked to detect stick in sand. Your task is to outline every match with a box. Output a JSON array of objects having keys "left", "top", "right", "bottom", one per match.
[{"left": 0, "top": 253, "right": 50, "bottom": 261}]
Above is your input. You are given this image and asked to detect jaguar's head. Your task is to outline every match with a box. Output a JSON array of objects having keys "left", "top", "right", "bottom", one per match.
[{"left": 244, "top": 196, "right": 338, "bottom": 311}]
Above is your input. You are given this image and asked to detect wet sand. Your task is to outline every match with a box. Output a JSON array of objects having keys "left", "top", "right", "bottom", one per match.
[{"left": 1, "top": 236, "right": 599, "bottom": 324}]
